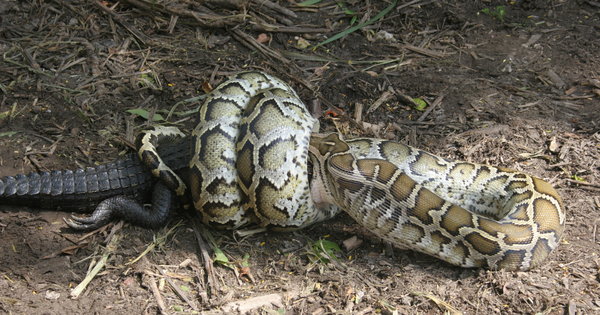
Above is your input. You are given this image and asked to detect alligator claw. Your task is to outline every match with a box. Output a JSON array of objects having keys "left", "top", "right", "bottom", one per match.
[
  {"left": 64, "top": 216, "right": 109, "bottom": 231},
  {"left": 64, "top": 183, "right": 174, "bottom": 230},
  {"left": 64, "top": 212, "right": 112, "bottom": 230},
  {"left": 64, "top": 199, "right": 115, "bottom": 230}
]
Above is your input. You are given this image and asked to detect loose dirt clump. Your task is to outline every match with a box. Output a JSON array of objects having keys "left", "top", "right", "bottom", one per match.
[{"left": 1, "top": 1, "right": 599, "bottom": 314}]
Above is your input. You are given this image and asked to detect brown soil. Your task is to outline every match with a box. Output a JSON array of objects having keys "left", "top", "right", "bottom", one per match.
[{"left": 1, "top": 1, "right": 599, "bottom": 314}]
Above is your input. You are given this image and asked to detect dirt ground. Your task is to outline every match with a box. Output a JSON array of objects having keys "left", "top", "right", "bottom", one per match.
[{"left": 0, "top": 0, "right": 599, "bottom": 314}]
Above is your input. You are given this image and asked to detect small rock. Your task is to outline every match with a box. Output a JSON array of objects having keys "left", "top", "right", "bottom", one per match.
[{"left": 45, "top": 290, "right": 60, "bottom": 300}]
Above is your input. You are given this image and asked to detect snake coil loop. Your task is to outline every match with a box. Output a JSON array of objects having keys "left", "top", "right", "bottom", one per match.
[{"left": 138, "top": 71, "right": 565, "bottom": 270}]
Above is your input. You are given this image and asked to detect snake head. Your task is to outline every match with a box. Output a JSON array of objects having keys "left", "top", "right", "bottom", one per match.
[{"left": 307, "top": 133, "right": 350, "bottom": 209}]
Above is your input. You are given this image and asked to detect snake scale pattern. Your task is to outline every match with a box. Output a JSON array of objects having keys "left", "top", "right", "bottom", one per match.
[{"left": 0, "top": 71, "right": 565, "bottom": 270}]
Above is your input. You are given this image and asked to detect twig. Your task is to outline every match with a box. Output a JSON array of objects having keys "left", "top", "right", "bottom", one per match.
[
  {"left": 3, "top": 55, "right": 52, "bottom": 78},
  {"left": 251, "top": 23, "right": 328, "bottom": 33},
  {"left": 566, "top": 179, "right": 600, "bottom": 188},
  {"left": 221, "top": 293, "right": 284, "bottom": 313},
  {"left": 417, "top": 94, "right": 445, "bottom": 122},
  {"left": 146, "top": 272, "right": 168, "bottom": 313},
  {"left": 191, "top": 216, "right": 219, "bottom": 297},
  {"left": 126, "top": 222, "right": 182, "bottom": 266},
  {"left": 122, "top": 0, "right": 246, "bottom": 28},
  {"left": 251, "top": 0, "right": 297, "bottom": 18},
  {"left": 70, "top": 233, "right": 121, "bottom": 298},
  {"left": 593, "top": 197, "right": 600, "bottom": 243},
  {"left": 366, "top": 89, "right": 395, "bottom": 114},
  {"left": 92, "top": 0, "right": 151, "bottom": 46},
  {"left": 412, "top": 291, "right": 463, "bottom": 315},
  {"left": 230, "top": 29, "right": 291, "bottom": 65},
  {"left": 159, "top": 269, "right": 199, "bottom": 311},
  {"left": 18, "top": 44, "right": 42, "bottom": 72},
  {"left": 401, "top": 43, "right": 451, "bottom": 58}
]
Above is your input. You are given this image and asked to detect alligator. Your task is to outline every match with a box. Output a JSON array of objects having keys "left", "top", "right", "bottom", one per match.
[{"left": 0, "top": 137, "right": 193, "bottom": 230}]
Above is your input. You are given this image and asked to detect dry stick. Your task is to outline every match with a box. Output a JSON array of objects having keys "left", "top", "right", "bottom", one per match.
[
  {"left": 252, "top": 0, "right": 297, "bottom": 18},
  {"left": 254, "top": 10, "right": 294, "bottom": 26},
  {"left": 221, "top": 293, "right": 285, "bottom": 313},
  {"left": 417, "top": 94, "right": 445, "bottom": 122},
  {"left": 230, "top": 27, "right": 319, "bottom": 94},
  {"left": 70, "top": 233, "right": 121, "bottom": 298},
  {"left": 146, "top": 273, "right": 168, "bottom": 313},
  {"left": 412, "top": 292, "right": 463, "bottom": 315},
  {"left": 366, "top": 89, "right": 395, "bottom": 114},
  {"left": 190, "top": 263, "right": 210, "bottom": 303},
  {"left": 159, "top": 269, "right": 199, "bottom": 311},
  {"left": 401, "top": 43, "right": 450, "bottom": 58},
  {"left": 250, "top": 23, "right": 329, "bottom": 33},
  {"left": 92, "top": 0, "right": 151, "bottom": 46},
  {"left": 123, "top": 0, "right": 246, "bottom": 28},
  {"left": 565, "top": 179, "right": 600, "bottom": 188},
  {"left": 191, "top": 216, "right": 219, "bottom": 297},
  {"left": 131, "top": 0, "right": 321, "bottom": 34},
  {"left": 593, "top": 197, "right": 600, "bottom": 243},
  {"left": 18, "top": 44, "right": 42, "bottom": 72},
  {"left": 202, "top": 0, "right": 244, "bottom": 9},
  {"left": 395, "top": 91, "right": 422, "bottom": 110},
  {"left": 230, "top": 29, "right": 291, "bottom": 65}
]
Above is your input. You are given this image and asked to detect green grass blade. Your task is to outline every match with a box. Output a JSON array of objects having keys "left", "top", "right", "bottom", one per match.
[
  {"left": 298, "top": 0, "right": 322, "bottom": 6},
  {"left": 126, "top": 108, "right": 165, "bottom": 122},
  {"left": 313, "top": 0, "right": 398, "bottom": 49}
]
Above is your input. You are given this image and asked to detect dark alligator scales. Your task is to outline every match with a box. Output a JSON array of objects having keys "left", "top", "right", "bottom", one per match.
[{"left": 0, "top": 137, "right": 193, "bottom": 229}]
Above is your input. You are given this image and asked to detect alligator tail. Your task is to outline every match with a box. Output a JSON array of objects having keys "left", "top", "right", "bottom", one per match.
[{"left": 0, "top": 154, "right": 154, "bottom": 211}]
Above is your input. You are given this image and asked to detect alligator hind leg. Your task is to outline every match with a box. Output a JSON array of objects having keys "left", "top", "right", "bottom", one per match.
[{"left": 65, "top": 182, "right": 174, "bottom": 230}]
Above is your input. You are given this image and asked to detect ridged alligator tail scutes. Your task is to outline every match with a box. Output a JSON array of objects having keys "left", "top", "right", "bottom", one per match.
[{"left": 0, "top": 138, "right": 193, "bottom": 230}]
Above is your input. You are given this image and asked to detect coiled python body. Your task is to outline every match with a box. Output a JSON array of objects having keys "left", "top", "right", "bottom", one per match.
[
  {"left": 136, "top": 71, "right": 564, "bottom": 270},
  {"left": 310, "top": 134, "right": 564, "bottom": 270},
  {"left": 139, "top": 72, "right": 340, "bottom": 229}
]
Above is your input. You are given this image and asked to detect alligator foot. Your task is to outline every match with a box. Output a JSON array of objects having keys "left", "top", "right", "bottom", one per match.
[{"left": 65, "top": 182, "right": 174, "bottom": 230}]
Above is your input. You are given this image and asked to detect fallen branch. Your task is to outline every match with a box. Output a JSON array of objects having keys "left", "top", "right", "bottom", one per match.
[
  {"left": 92, "top": 0, "right": 152, "bottom": 46},
  {"left": 251, "top": 0, "right": 297, "bottom": 18},
  {"left": 159, "top": 269, "right": 199, "bottom": 311},
  {"left": 221, "top": 293, "right": 284, "bottom": 313},
  {"left": 122, "top": 0, "right": 247, "bottom": 28},
  {"left": 417, "top": 93, "right": 445, "bottom": 122},
  {"left": 191, "top": 216, "right": 219, "bottom": 297},
  {"left": 230, "top": 29, "right": 291, "bottom": 65}
]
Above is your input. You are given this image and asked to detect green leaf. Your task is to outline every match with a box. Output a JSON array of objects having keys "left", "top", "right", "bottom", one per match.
[
  {"left": 241, "top": 253, "right": 250, "bottom": 267},
  {"left": 172, "top": 305, "right": 183, "bottom": 312},
  {"left": 213, "top": 247, "right": 235, "bottom": 270},
  {"left": 336, "top": 1, "right": 357, "bottom": 16},
  {"left": 313, "top": 0, "right": 398, "bottom": 49},
  {"left": 213, "top": 247, "right": 229, "bottom": 264},
  {"left": 0, "top": 131, "right": 18, "bottom": 137},
  {"left": 412, "top": 98, "right": 428, "bottom": 111},
  {"left": 481, "top": 6, "right": 506, "bottom": 22},
  {"left": 571, "top": 175, "right": 586, "bottom": 182},
  {"left": 298, "top": 0, "right": 322, "bottom": 6},
  {"left": 137, "top": 73, "right": 159, "bottom": 89},
  {"left": 179, "top": 285, "right": 191, "bottom": 292},
  {"left": 126, "top": 108, "right": 165, "bottom": 122},
  {"left": 312, "top": 239, "right": 342, "bottom": 263},
  {"left": 0, "top": 111, "right": 11, "bottom": 120}
]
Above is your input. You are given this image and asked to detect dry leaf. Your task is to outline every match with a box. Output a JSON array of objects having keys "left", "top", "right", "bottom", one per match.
[
  {"left": 548, "top": 136, "right": 560, "bottom": 153},
  {"left": 201, "top": 81, "right": 213, "bottom": 94},
  {"left": 343, "top": 236, "right": 363, "bottom": 251},
  {"left": 256, "top": 33, "right": 269, "bottom": 44}
]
